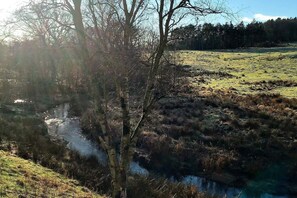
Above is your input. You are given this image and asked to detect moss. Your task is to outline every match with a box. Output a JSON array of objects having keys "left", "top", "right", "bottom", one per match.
[{"left": 0, "top": 151, "right": 104, "bottom": 197}]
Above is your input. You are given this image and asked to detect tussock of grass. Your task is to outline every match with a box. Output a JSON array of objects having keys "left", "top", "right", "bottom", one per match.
[{"left": 0, "top": 150, "right": 104, "bottom": 197}]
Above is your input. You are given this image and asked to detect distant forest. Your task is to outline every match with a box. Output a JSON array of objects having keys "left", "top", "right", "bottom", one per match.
[{"left": 170, "top": 18, "right": 297, "bottom": 50}]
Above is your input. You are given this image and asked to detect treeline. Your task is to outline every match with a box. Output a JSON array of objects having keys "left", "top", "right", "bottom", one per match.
[{"left": 170, "top": 18, "right": 297, "bottom": 50}]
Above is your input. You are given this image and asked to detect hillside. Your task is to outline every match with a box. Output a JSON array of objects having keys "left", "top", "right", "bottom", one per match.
[{"left": 0, "top": 150, "right": 104, "bottom": 197}]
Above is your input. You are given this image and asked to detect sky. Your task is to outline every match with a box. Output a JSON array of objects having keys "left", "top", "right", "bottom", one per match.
[
  {"left": 0, "top": 0, "right": 296, "bottom": 24},
  {"left": 0, "top": 0, "right": 28, "bottom": 38},
  {"left": 227, "top": 0, "right": 297, "bottom": 23},
  {"left": 0, "top": 0, "right": 23, "bottom": 21}
]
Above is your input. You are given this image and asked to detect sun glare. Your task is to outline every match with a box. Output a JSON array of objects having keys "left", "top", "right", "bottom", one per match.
[{"left": 0, "top": 0, "right": 27, "bottom": 21}]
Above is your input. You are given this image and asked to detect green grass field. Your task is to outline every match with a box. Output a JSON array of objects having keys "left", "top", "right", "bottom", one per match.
[
  {"left": 0, "top": 151, "right": 104, "bottom": 197},
  {"left": 176, "top": 45, "right": 297, "bottom": 98}
]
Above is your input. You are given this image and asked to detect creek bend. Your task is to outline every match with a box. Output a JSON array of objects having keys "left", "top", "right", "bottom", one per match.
[{"left": 44, "top": 103, "right": 290, "bottom": 198}]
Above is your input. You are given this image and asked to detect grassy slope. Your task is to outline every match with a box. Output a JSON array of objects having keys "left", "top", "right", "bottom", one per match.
[
  {"left": 176, "top": 45, "right": 297, "bottom": 98},
  {"left": 0, "top": 151, "right": 104, "bottom": 198},
  {"left": 134, "top": 45, "right": 297, "bottom": 195}
]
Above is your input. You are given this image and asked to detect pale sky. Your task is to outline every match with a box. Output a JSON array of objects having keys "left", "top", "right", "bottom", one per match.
[
  {"left": 0, "top": 0, "right": 25, "bottom": 21},
  {"left": 0, "top": 0, "right": 296, "bottom": 23}
]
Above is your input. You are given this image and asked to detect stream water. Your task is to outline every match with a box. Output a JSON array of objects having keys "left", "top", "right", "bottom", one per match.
[{"left": 44, "top": 104, "right": 289, "bottom": 198}]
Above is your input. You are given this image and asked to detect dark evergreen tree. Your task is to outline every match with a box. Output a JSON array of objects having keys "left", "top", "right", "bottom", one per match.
[{"left": 170, "top": 18, "right": 297, "bottom": 50}]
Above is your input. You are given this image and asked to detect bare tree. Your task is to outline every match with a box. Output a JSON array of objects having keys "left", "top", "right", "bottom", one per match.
[
  {"left": 84, "top": 1, "right": 224, "bottom": 197},
  {"left": 15, "top": 1, "right": 68, "bottom": 80},
  {"left": 9, "top": 0, "right": 226, "bottom": 197}
]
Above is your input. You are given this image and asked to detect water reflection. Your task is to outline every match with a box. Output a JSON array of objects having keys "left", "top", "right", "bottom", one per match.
[{"left": 45, "top": 103, "right": 148, "bottom": 175}]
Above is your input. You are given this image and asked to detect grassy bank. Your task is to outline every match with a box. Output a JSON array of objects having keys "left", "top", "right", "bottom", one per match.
[{"left": 0, "top": 151, "right": 104, "bottom": 197}]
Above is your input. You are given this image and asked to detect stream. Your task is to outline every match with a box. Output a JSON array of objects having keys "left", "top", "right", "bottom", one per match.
[{"left": 44, "top": 104, "right": 289, "bottom": 198}]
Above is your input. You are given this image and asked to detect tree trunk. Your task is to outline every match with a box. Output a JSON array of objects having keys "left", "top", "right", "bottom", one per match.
[
  {"left": 107, "top": 146, "right": 130, "bottom": 198},
  {"left": 112, "top": 180, "right": 127, "bottom": 198}
]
